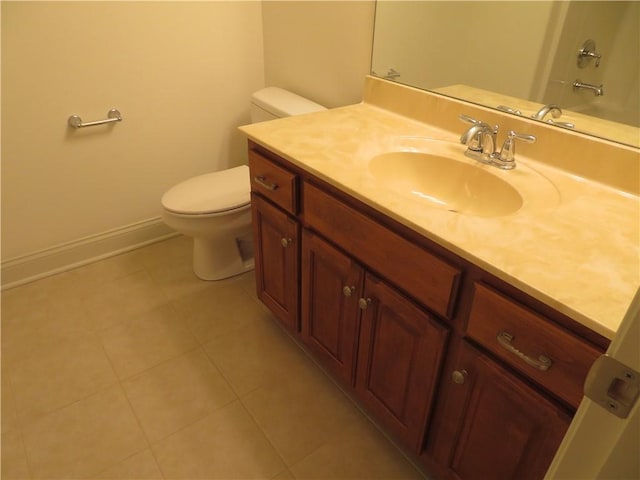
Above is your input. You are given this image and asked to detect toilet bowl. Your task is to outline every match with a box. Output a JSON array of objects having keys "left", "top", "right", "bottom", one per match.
[
  {"left": 161, "top": 166, "right": 253, "bottom": 280},
  {"left": 161, "top": 87, "right": 325, "bottom": 281}
]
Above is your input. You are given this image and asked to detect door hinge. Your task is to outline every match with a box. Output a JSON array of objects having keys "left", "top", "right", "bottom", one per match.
[{"left": 584, "top": 354, "right": 640, "bottom": 419}]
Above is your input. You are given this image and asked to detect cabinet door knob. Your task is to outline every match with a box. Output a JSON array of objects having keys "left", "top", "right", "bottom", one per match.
[
  {"left": 343, "top": 286, "right": 356, "bottom": 297},
  {"left": 358, "top": 298, "right": 372, "bottom": 310},
  {"left": 452, "top": 370, "right": 468, "bottom": 385},
  {"left": 281, "top": 237, "right": 292, "bottom": 247}
]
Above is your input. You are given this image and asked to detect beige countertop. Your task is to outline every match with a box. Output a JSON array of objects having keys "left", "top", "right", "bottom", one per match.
[{"left": 240, "top": 80, "right": 639, "bottom": 340}]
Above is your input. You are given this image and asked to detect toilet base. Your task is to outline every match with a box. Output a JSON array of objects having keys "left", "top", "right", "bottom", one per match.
[{"left": 192, "top": 235, "right": 254, "bottom": 281}]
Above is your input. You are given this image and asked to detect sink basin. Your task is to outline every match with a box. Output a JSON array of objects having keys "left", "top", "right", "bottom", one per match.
[{"left": 369, "top": 151, "right": 524, "bottom": 217}]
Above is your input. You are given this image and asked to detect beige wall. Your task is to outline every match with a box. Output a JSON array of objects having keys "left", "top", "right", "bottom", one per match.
[
  {"left": 262, "top": 1, "right": 375, "bottom": 108},
  {"left": 1, "top": 1, "right": 375, "bottom": 282},
  {"left": 2, "top": 1, "right": 265, "bottom": 261}
]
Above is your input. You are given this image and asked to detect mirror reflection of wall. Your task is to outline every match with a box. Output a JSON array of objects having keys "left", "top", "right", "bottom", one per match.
[
  {"left": 371, "top": 1, "right": 639, "bottom": 147},
  {"left": 372, "top": 2, "right": 557, "bottom": 100},
  {"left": 543, "top": 1, "right": 639, "bottom": 128}
]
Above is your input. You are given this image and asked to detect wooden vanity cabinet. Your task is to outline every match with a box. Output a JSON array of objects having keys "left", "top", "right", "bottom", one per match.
[
  {"left": 355, "top": 273, "right": 449, "bottom": 451},
  {"left": 428, "top": 341, "right": 572, "bottom": 480},
  {"left": 251, "top": 193, "right": 299, "bottom": 332},
  {"left": 301, "top": 228, "right": 363, "bottom": 385},
  {"left": 466, "top": 282, "right": 602, "bottom": 410},
  {"left": 301, "top": 227, "right": 449, "bottom": 450},
  {"left": 249, "top": 148, "right": 300, "bottom": 332},
  {"left": 248, "top": 142, "right": 607, "bottom": 480}
]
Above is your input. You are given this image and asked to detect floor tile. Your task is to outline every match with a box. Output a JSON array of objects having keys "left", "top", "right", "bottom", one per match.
[
  {"left": 1, "top": 278, "right": 92, "bottom": 366},
  {"left": 173, "top": 281, "right": 271, "bottom": 345},
  {"left": 95, "top": 449, "right": 163, "bottom": 479},
  {"left": 271, "top": 468, "right": 295, "bottom": 479},
  {"left": 123, "top": 349, "right": 236, "bottom": 442},
  {"left": 145, "top": 252, "right": 211, "bottom": 300},
  {"left": 100, "top": 303, "right": 198, "bottom": 379},
  {"left": 65, "top": 249, "right": 148, "bottom": 297},
  {"left": 202, "top": 314, "right": 312, "bottom": 396},
  {"left": 21, "top": 385, "right": 148, "bottom": 479},
  {"left": 1, "top": 428, "right": 31, "bottom": 480},
  {"left": 1, "top": 236, "right": 425, "bottom": 479},
  {"left": 152, "top": 400, "right": 286, "bottom": 479},
  {"left": 290, "top": 414, "right": 426, "bottom": 480},
  {"left": 242, "top": 364, "right": 362, "bottom": 466},
  {"left": 1, "top": 366, "right": 19, "bottom": 435},
  {"left": 9, "top": 332, "right": 118, "bottom": 421},
  {"left": 81, "top": 270, "right": 168, "bottom": 331},
  {"left": 136, "top": 235, "right": 191, "bottom": 271}
]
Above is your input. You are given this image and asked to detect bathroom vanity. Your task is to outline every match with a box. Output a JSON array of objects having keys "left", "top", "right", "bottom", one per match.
[{"left": 240, "top": 77, "right": 638, "bottom": 479}]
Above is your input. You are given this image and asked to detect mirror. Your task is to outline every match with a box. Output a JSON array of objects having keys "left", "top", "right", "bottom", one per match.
[{"left": 371, "top": 1, "right": 639, "bottom": 148}]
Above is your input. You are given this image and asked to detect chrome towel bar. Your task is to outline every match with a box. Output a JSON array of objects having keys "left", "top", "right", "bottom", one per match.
[{"left": 68, "top": 108, "right": 122, "bottom": 128}]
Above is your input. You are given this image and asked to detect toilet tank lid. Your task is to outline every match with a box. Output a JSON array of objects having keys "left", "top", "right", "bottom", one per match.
[
  {"left": 251, "top": 87, "right": 326, "bottom": 117},
  {"left": 161, "top": 165, "right": 250, "bottom": 215}
]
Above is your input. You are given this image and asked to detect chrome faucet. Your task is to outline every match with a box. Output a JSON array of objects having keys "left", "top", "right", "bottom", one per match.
[{"left": 459, "top": 114, "right": 536, "bottom": 170}]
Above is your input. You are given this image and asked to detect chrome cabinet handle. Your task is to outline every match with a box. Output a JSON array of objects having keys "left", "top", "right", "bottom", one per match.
[
  {"left": 496, "top": 331, "right": 552, "bottom": 372},
  {"left": 342, "top": 286, "right": 355, "bottom": 297},
  {"left": 280, "top": 238, "right": 292, "bottom": 247},
  {"left": 254, "top": 176, "right": 278, "bottom": 191}
]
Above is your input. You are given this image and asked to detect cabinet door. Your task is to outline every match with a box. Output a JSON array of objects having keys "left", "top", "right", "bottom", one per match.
[
  {"left": 356, "top": 274, "right": 449, "bottom": 451},
  {"left": 251, "top": 193, "right": 299, "bottom": 332},
  {"left": 301, "top": 229, "right": 363, "bottom": 386},
  {"left": 435, "top": 341, "right": 571, "bottom": 480}
]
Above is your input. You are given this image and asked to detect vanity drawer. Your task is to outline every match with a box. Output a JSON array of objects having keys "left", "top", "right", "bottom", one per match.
[
  {"left": 249, "top": 150, "right": 298, "bottom": 215},
  {"left": 303, "top": 181, "right": 461, "bottom": 319},
  {"left": 467, "top": 283, "right": 601, "bottom": 409}
]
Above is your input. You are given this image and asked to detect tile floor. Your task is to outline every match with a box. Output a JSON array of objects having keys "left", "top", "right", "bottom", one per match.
[{"left": 1, "top": 235, "right": 426, "bottom": 479}]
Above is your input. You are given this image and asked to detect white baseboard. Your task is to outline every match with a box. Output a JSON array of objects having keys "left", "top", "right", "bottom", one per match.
[{"left": 1, "top": 217, "right": 178, "bottom": 290}]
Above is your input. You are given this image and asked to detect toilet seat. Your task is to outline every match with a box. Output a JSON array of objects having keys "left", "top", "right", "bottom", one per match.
[{"left": 161, "top": 165, "right": 250, "bottom": 215}]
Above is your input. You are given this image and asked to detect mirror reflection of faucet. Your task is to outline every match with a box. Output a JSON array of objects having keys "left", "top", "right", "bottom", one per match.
[
  {"left": 497, "top": 105, "right": 523, "bottom": 116},
  {"left": 532, "top": 104, "right": 575, "bottom": 129},
  {"left": 577, "top": 39, "right": 602, "bottom": 68},
  {"left": 573, "top": 80, "right": 604, "bottom": 96}
]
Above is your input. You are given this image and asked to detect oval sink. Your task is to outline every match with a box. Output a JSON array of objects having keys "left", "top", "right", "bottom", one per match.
[{"left": 369, "top": 151, "right": 524, "bottom": 217}]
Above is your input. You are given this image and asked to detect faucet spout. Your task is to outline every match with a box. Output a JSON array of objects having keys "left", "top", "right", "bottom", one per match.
[{"left": 459, "top": 115, "right": 497, "bottom": 155}]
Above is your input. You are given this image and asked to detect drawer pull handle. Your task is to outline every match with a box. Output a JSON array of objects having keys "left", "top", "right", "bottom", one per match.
[
  {"left": 254, "top": 176, "right": 278, "bottom": 191},
  {"left": 496, "top": 331, "right": 552, "bottom": 372}
]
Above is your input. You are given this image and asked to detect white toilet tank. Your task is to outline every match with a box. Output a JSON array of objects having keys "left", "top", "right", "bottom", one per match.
[{"left": 250, "top": 87, "right": 326, "bottom": 122}]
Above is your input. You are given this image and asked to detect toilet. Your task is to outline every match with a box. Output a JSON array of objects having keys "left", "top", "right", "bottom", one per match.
[{"left": 161, "top": 87, "right": 326, "bottom": 280}]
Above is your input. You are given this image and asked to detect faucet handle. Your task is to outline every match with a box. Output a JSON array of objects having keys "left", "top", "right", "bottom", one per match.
[
  {"left": 459, "top": 114, "right": 497, "bottom": 131},
  {"left": 507, "top": 130, "right": 536, "bottom": 144},
  {"left": 459, "top": 114, "right": 481, "bottom": 125},
  {"left": 459, "top": 114, "right": 496, "bottom": 130},
  {"left": 492, "top": 130, "right": 536, "bottom": 169}
]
